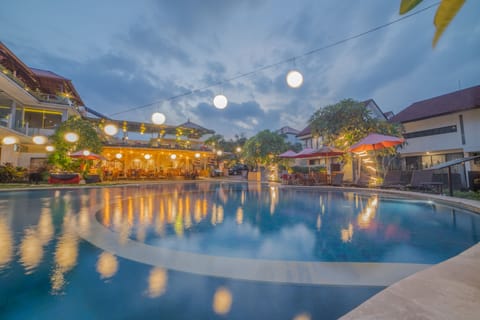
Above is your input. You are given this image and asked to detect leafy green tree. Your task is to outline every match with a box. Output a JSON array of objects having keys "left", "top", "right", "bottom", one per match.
[
  {"left": 309, "top": 99, "right": 403, "bottom": 179},
  {"left": 242, "top": 130, "right": 289, "bottom": 168},
  {"left": 48, "top": 116, "right": 103, "bottom": 172},
  {"left": 309, "top": 98, "right": 402, "bottom": 151}
]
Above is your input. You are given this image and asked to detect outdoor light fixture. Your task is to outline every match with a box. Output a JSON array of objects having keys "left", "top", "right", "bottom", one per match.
[
  {"left": 104, "top": 124, "right": 118, "bottom": 136},
  {"left": 170, "top": 154, "right": 177, "bottom": 160},
  {"left": 64, "top": 132, "right": 79, "bottom": 143},
  {"left": 213, "top": 94, "right": 228, "bottom": 109},
  {"left": 82, "top": 150, "right": 91, "bottom": 156},
  {"left": 151, "top": 112, "right": 166, "bottom": 125},
  {"left": 144, "top": 154, "right": 151, "bottom": 160},
  {"left": 115, "top": 153, "right": 123, "bottom": 159},
  {"left": 45, "top": 145, "right": 55, "bottom": 152},
  {"left": 286, "top": 70, "right": 303, "bottom": 88},
  {"left": 2, "top": 136, "right": 17, "bottom": 145},
  {"left": 236, "top": 147, "right": 242, "bottom": 153},
  {"left": 195, "top": 153, "right": 201, "bottom": 158},
  {"left": 216, "top": 150, "right": 223, "bottom": 156},
  {"left": 32, "top": 135, "right": 47, "bottom": 145}
]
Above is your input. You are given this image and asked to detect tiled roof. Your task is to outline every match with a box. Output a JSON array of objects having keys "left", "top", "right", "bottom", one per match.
[
  {"left": 30, "top": 67, "right": 68, "bottom": 80},
  {"left": 389, "top": 85, "right": 480, "bottom": 123},
  {"left": 296, "top": 125, "right": 311, "bottom": 137}
]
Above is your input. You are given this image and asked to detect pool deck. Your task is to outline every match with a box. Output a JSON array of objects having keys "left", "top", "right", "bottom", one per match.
[
  {"left": 336, "top": 191, "right": 480, "bottom": 320},
  {"left": 1, "top": 177, "right": 480, "bottom": 318}
]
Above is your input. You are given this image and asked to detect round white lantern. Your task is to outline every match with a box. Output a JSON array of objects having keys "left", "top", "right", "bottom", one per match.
[
  {"left": 213, "top": 94, "right": 228, "bottom": 109},
  {"left": 286, "top": 70, "right": 303, "bottom": 88},
  {"left": 104, "top": 124, "right": 118, "bottom": 136},
  {"left": 151, "top": 112, "right": 166, "bottom": 125}
]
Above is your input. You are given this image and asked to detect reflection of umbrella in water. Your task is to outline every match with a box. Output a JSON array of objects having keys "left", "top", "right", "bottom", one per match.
[{"left": 69, "top": 150, "right": 106, "bottom": 160}]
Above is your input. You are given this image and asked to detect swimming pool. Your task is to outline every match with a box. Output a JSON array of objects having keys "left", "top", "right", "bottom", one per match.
[{"left": 1, "top": 182, "right": 479, "bottom": 319}]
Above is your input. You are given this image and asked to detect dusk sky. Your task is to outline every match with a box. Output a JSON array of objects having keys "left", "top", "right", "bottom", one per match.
[{"left": 1, "top": 0, "right": 479, "bottom": 138}]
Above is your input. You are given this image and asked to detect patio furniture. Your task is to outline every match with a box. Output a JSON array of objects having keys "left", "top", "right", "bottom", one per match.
[
  {"left": 331, "top": 173, "right": 344, "bottom": 186},
  {"left": 380, "top": 170, "right": 408, "bottom": 189},
  {"left": 407, "top": 170, "right": 443, "bottom": 194}
]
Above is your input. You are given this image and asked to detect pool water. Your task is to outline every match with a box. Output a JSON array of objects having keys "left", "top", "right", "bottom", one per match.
[{"left": 1, "top": 182, "right": 479, "bottom": 319}]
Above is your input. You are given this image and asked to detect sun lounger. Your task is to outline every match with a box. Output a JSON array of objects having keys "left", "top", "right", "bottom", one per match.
[
  {"left": 407, "top": 170, "right": 443, "bottom": 193},
  {"left": 380, "top": 170, "right": 408, "bottom": 189}
]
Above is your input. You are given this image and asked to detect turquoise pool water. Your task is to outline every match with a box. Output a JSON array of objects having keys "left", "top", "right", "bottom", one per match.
[{"left": 0, "top": 182, "right": 479, "bottom": 319}]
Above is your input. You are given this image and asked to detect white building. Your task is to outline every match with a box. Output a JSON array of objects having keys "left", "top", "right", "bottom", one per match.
[
  {"left": 0, "top": 41, "right": 84, "bottom": 170},
  {"left": 390, "top": 85, "right": 480, "bottom": 189},
  {"left": 276, "top": 126, "right": 300, "bottom": 146}
]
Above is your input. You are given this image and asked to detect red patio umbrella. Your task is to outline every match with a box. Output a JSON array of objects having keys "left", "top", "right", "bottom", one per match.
[
  {"left": 349, "top": 133, "right": 404, "bottom": 153},
  {"left": 310, "top": 146, "right": 344, "bottom": 157},
  {"left": 278, "top": 150, "right": 298, "bottom": 158},
  {"left": 292, "top": 148, "right": 316, "bottom": 158}
]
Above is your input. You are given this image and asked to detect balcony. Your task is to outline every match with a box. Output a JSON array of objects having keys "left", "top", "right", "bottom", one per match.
[{"left": 1, "top": 65, "right": 73, "bottom": 107}]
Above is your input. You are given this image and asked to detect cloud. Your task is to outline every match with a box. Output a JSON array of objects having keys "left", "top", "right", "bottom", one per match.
[{"left": 1, "top": 0, "right": 478, "bottom": 139}]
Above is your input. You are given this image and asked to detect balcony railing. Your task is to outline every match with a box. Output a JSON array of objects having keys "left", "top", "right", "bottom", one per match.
[{"left": 1, "top": 65, "right": 74, "bottom": 106}]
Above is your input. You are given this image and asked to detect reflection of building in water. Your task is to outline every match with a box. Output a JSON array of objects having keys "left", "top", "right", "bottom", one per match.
[
  {"left": 37, "top": 207, "right": 54, "bottom": 244},
  {"left": 0, "top": 216, "right": 13, "bottom": 269},
  {"left": 50, "top": 268, "right": 67, "bottom": 295},
  {"left": 96, "top": 252, "right": 119, "bottom": 279},
  {"left": 212, "top": 287, "right": 233, "bottom": 315},
  {"left": 316, "top": 214, "right": 322, "bottom": 231},
  {"left": 269, "top": 185, "right": 278, "bottom": 215},
  {"left": 19, "top": 227, "right": 43, "bottom": 274},
  {"left": 147, "top": 267, "right": 168, "bottom": 298},
  {"left": 341, "top": 223, "right": 354, "bottom": 243},
  {"left": 236, "top": 207, "right": 244, "bottom": 225}
]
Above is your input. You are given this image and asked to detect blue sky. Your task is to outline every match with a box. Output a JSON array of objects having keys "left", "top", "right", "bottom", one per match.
[{"left": 1, "top": 0, "right": 479, "bottom": 138}]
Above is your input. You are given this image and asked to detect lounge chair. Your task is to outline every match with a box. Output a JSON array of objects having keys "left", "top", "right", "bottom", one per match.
[
  {"left": 407, "top": 170, "right": 443, "bottom": 193},
  {"left": 380, "top": 170, "right": 407, "bottom": 189},
  {"left": 331, "top": 173, "right": 344, "bottom": 186}
]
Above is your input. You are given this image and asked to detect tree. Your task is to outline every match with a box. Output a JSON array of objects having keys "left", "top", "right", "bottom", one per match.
[
  {"left": 309, "top": 99, "right": 403, "bottom": 180},
  {"left": 48, "top": 116, "right": 103, "bottom": 173},
  {"left": 399, "top": 0, "right": 466, "bottom": 47},
  {"left": 242, "top": 130, "right": 289, "bottom": 168},
  {"left": 309, "top": 98, "right": 402, "bottom": 151}
]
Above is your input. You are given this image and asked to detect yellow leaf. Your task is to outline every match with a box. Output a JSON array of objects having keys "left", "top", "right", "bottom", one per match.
[
  {"left": 399, "top": 0, "right": 424, "bottom": 14},
  {"left": 433, "top": 0, "right": 466, "bottom": 47}
]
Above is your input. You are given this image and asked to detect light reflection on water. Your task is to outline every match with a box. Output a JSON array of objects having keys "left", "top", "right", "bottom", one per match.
[
  {"left": 0, "top": 183, "right": 479, "bottom": 319},
  {"left": 92, "top": 184, "right": 479, "bottom": 263}
]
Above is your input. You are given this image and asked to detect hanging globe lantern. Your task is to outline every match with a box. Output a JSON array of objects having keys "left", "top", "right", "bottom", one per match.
[
  {"left": 32, "top": 135, "right": 47, "bottom": 145},
  {"left": 104, "top": 124, "right": 118, "bottom": 136},
  {"left": 64, "top": 132, "right": 79, "bottom": 143},
  {"left": 213, "top": 94, "right": 228, "bottom": 109},
  {"left": 151, "top": 112, "right": 166, "bottom": 125},
  {"left": 286, "top": 70, "right": 303, "bottom": 88},
  {"left": 2, "top": 136, "right": 17, "bottom": 145}
]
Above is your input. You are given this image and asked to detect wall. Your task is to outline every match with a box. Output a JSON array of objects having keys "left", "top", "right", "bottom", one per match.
[{"left": 401, "top": 113, "right": 464, "bottom": 154}]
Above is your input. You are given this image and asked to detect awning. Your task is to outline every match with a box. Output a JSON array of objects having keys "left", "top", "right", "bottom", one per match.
[
  {"left": 428, "top": 155, "right": 480, "bottom": 196},
  {"left": 428, "top": 155, "right": 480, "bottom": 170}
]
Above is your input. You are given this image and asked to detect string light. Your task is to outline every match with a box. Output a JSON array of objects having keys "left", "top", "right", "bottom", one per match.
[
  {"left": 108, "top": 3, "right": 438, "bottom": 118},
  {"left": 213, "top": 94, "right": 228, "bottom": 109},
  {"left": 151, "top": 112, "right": 166, "bottom": 125}
]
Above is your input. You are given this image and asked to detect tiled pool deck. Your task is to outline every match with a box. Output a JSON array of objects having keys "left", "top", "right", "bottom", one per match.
[{"left": 1, "top": 178, "right": 479, "bottom": 319}]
